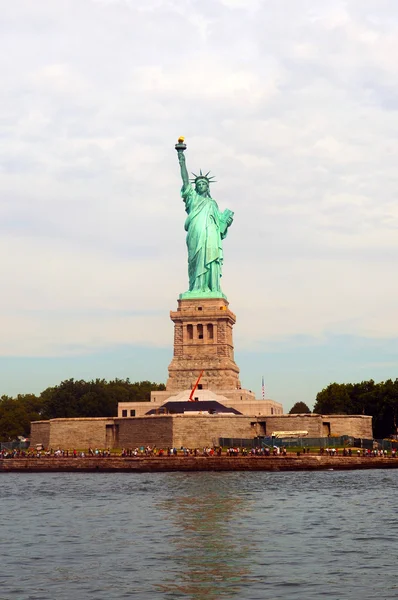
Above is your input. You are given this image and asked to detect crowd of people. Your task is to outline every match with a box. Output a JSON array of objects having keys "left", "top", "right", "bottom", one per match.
[
  {"left": 0, "top": 448, "right": 112, "bottom": 459},
  {"left": 1, "top": 445, "right": 397, "bottom": 459},
  {"left": 360, "top": 448, "right": 396, "bottom": 457},
  {"left": 121, "top": 446, "right": 222, "bottom": 457},
  {"left": 321, "top": 447, "right": 397, "bottom": 457}
]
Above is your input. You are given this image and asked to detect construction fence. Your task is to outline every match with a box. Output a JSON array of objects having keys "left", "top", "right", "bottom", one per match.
[
  {"left": 219, "top": 436, "right": 398, "bottom": 450},
  {"left": 0, "top": 441, "right": 30, "bottom": 451}
]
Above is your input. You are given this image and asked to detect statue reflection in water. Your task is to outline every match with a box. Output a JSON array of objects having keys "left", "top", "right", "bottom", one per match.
[{"left": 155, "top": 474, "right": 254, "bottom": 600}]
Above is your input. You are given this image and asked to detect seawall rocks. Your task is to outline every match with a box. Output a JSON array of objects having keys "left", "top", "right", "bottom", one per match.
[{"left": 1, "top": 456, "right": 398, "bottom": 473}]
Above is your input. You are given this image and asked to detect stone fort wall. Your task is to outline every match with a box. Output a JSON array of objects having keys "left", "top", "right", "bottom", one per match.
[
  {"left": 264, "top": 414, "right": 372, "bottom": 439},
  {"left": 172, "top": 415, "right": 262, "bottom": 448},
  {"left": 30, "top": 413, "right": 373, "bottom": 450},
  {"left": 117, "top": 417, "right": 173, "bottom": 449},
  {"left": 31, "top": 421, "right": 50, "bottom": 449},
  {"left": 31, "top": 418, "right": 113, "bottom": 449}
]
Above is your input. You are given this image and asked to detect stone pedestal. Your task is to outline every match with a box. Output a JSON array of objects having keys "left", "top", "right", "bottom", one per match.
[{"left": 166, "top": 297, "right": 241, "bottom": 391}]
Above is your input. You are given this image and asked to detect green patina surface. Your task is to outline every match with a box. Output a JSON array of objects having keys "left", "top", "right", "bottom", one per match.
[{"left": 176, "top": 139, "right": 234, "bottom": 299}]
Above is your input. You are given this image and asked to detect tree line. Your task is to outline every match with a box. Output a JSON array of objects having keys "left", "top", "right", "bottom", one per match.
[
  {"left": 2, "top": 377, "right": 397, "bottom": 442},
  {"left": 313, "top": 379, "right": 398, "bottom": 439},
  {"left": 0, "top": 379, "right": 165, "bottom": 442}
]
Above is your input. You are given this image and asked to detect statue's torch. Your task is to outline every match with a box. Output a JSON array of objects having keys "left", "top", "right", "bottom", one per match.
[{"left": 175, "top": 136, "right": 187, "bottom": 152}]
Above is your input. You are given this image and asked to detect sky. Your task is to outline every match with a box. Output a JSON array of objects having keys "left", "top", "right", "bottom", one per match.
[{"left": 1, "top": 0, "right": 398, "bottom": 412}]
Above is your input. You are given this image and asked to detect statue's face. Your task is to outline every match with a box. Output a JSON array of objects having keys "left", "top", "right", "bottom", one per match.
[{"left": 195, "top": 179, "right": 208, "bottom": 195}]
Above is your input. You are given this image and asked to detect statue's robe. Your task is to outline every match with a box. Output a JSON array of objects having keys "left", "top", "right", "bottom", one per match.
[{"left": 181, "top": 184, "right": 232, "bottom": 292}]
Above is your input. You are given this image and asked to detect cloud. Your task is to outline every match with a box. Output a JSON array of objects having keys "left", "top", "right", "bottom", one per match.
[{"left": 1, "top": 0, "right": 398, "bottom": 362}]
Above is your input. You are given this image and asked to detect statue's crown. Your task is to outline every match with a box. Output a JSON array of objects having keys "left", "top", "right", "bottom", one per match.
[{"left": 190, "top": 169, "right": 217, "bottom": 185}]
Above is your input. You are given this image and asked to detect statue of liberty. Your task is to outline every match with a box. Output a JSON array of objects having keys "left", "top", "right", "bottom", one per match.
[{"left": 175, "top": 137, "right": 234, "bottom": 299}]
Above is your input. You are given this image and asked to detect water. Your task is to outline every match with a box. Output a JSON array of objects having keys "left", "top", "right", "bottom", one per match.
[{"left": 0, "top": 470, "right": 397, "bottom": 600}]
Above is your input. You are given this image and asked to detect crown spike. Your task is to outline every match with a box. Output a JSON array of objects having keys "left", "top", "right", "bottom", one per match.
[{"left": 189, "top": 169, "right": 217, "bottom": 185}]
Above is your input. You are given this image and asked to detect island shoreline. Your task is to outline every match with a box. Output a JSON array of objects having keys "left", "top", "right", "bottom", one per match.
[{"left": 2, "top": 455, "right": 398, "bottom": 473}]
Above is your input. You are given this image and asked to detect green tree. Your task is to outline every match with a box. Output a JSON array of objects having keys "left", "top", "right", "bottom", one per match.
[
  {"left": 365, "top": 379, "right": 398, "bottom": 439},
  {"left": 289, "top": 401, "right": 311, "bottom": 414},
  {"left": 0, "top": 379, "right": 166, "bottom": 441},
  {"left": 41, "top": 378, "right": 166, "bottom": 419},
  {"left": 0, "top": 394, "right": 43, "bottom": 441},
  {"left": 313, "top": 379, "right": 398, "bottom": 438},
  {"left": 313, "top": 383, "right": 352, "bottom": 414}
]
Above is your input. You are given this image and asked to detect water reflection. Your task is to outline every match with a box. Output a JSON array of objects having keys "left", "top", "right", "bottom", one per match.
[{"left": 155, "top": 474, "right": 254, "bottom": 600}]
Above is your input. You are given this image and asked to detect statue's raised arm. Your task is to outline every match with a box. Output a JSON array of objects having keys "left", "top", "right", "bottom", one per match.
[
  {"left": 175, "top": 136, "right": 189, "bottom": 188},
  {"left": 174, "top": 137, "right": 234, "bottom": 300}
]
